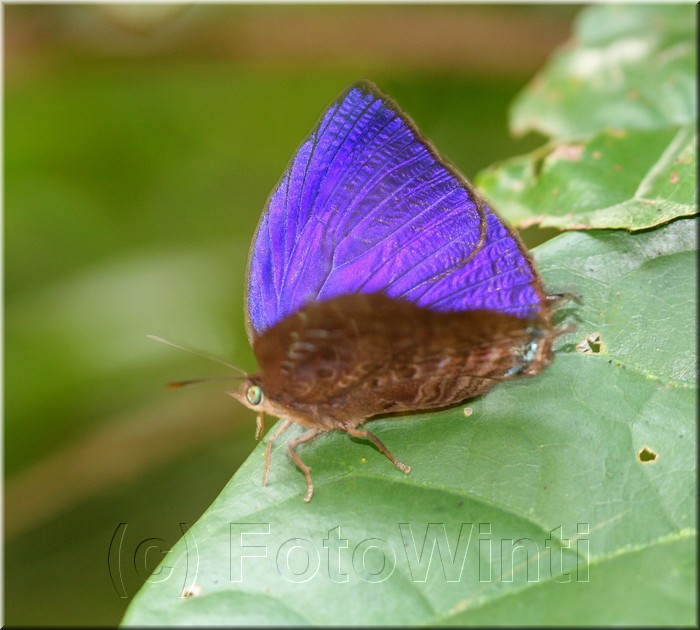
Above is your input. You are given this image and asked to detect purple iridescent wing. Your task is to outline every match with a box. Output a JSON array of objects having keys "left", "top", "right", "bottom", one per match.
[{"left": 246, "top": 81, "right": 547, "bottom": 340}]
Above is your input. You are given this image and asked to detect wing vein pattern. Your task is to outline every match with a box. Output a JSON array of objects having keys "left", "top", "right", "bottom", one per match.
[{"left": 247, "top": 82, "right": 544, "bottom": 339}]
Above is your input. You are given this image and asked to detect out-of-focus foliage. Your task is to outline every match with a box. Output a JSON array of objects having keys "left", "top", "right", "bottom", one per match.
[
  {"left": 478, "top": 3, "right": 697, "bottom": 232},
  {"left": 478, "top": 124, "right": 696, "bottom": 231},
  {"left": 511, "top": 4, "right": 696, "bottom": 138}
]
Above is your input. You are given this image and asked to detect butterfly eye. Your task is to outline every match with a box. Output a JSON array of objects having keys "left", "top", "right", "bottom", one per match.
[{"left": 246, "top": 385, "right": 263, "bottom": 406}]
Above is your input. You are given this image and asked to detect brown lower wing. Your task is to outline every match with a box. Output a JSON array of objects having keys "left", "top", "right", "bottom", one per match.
[{"left": 253, "top": 293, "right": 553, "bottom": 424}]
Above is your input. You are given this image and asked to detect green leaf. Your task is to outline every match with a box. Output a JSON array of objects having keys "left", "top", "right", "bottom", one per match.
[
  {"left": 511, "top": 4, "right": 696, "bottom": 139},
  {"left": 477, "top": 123, "right": 697, "bottom": 231},
  {"left": 121, "top": 218, "right": 696, "bottom": 626},
  {"left": 439, "top": 533, "right": 696, "bottom": 625}
]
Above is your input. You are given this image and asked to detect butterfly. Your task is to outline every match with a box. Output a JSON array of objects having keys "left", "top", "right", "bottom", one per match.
[{"left": 229, "top": 81, "right": 566, "bottom": 502}]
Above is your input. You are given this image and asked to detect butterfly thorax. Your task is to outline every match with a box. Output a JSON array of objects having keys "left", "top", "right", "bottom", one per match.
[{"left": 242, "top": 292, "right": 555, "bottom": 431}]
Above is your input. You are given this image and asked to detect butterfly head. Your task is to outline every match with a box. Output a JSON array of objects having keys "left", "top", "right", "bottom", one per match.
[
  {"left": 231, "top": 377, "right": 267, "bottom": 411},
  {"left": 230, "top": 375, "right": 310, "bottom": 440},
  {"left": 230, "top": 376, "right": 292, "bottom": 419}
]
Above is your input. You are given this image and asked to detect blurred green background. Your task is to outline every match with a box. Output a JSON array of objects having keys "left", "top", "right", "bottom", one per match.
[{"left": 4, "top": 4, "right": 579, "bottom": 625}]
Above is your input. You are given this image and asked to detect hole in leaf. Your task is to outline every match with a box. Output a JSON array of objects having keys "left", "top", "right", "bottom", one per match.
[
  {"left": 637, "top": 446, "right": 658, "bottom": 463},
  {"left": 463, "top": 407, "right": 473, "bottom": 417},
  {"left": 576, "top": 332, "right": 603, "bottom": 354}
]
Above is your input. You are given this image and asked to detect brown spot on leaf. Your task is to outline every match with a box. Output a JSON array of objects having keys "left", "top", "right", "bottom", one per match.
[
  {"left": 550, "top": 143, "right": 584, "bottom": 162},
  {"left": 181, "top": 585, "right": 202, "bottom": 599}
]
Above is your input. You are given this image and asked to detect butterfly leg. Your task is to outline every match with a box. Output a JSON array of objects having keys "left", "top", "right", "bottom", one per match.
[
  {"left": 263, "top": 419, "right": 293, "bottom": 487},
  {"left": 547, "top": 291, "right": 582, "bottom": 306},
  {"left": 255, "top": 411, "right": 265, "bottom": 441},
  {"left": 287, "top": 429, "right": 322, "bottom": 503},
  {"left": 342, "top": 425, "right": 411, "bottom": 474}
]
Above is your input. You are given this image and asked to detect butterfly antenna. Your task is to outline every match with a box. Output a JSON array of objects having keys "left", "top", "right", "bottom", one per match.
[
  {"left": 166, "top": 375, "right": 246, "bottom": 390},
  {"left": 147, "top": 334, "right": 248, "bottom": 376}
]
